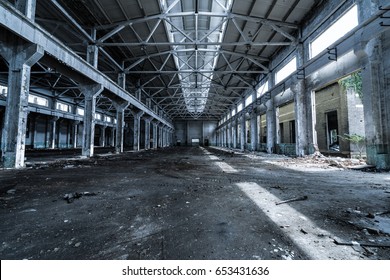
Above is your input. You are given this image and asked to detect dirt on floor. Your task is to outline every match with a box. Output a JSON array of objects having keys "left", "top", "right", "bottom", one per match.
[{"left": 0, "top": 146, "right": 389, "bottom": 260}]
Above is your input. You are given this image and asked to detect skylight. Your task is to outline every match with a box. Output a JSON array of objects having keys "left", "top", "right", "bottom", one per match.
[{"left": 160, "top": 0, "right": 233, "bottom": 117}]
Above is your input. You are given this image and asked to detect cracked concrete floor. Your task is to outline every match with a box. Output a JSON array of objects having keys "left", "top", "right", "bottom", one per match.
[{"left": 1, "top": 146, "right": 390, "bottom": 260}]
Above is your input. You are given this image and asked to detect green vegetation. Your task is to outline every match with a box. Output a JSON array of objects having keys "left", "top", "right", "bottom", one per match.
[
  {"left": 339, "top": 133, "right": 366, "bottom": 159},
  {"left": 338, "top": 71, "right": 363, "bottom": 99}
]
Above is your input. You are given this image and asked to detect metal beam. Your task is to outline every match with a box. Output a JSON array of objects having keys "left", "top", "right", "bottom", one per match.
[{"left": 0, "top": 2, "right": 173, "bottom": 128}]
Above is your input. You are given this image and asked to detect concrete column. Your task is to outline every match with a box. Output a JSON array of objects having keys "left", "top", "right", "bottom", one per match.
[
  {"left": 80, "top": 84, "right": 103, "bottom": 157},
  {"left": 292, "top": 44, "right": 309, "bottom": 156},
  {"left": 361, "top": 37, "right": 390, "bottom": 168},
  {"left": 266, "top": 98, "right": 276, "bottom": 154},
  {"left": 152, "top": 122, "right": 158, "bottom": 149},
  {"left": 30, "top": 114, "right": 37, "bottom": 149},
  {"left": 231, "top": 121, "right": 236, "bottom": 148},
  {"left": 250, "top": 111, "right": 258, "bottom": 151},
  {"left": 87, "top": 29, "right": 98, "bottom": 68},
  {"left": 49, "top": 117, "right": 59, "bottom": 149},
  {"left": 240, "top": 115, "right": 246, "bottom": 151},
  {"left": 136, "top": 80, "right": 142, "bottom": 101},
  {"left": 72, "top": 121, "right": 79, "bottom": 148},
  {"left": 158, "top": 125, "right": 163, "bottom": 148},
  {"left": 131, "top": 110, "right": 144, "bottom": 151},
  {"left": 118, "top": 72, "right": 126, "bottom": 89},
  {"left": 110, "top": 127, "right": 115, "bottom": 147},
  {"left": 144, "top": 117, "right": 152, "bottom": 150},
  {"left": 100, "top": 125, "right": 107, "bottom": 147},
  {"left": 0, "top": 39, "right": 43, "bottom": 168},
  {"left": 112, "top": 101, "right": 129, "bottom": 154},
  {"left": 226, "top": 123, "right": 231, "bottom": 148},
  {"left": 16, "top": 0, "right": 37, "bottom": 22}
]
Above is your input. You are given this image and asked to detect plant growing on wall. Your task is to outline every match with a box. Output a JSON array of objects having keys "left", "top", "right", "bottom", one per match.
[
  {"left": 339, "top": 133, "right": 366, "bottom": 159},
  {"left": 338, "top": 71, "right": 363, "bottom": 99}
]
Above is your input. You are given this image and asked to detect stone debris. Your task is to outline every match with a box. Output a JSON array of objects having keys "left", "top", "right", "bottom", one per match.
[
  {"left": 276, "top": 195, "right": 308, "bottom": 205},
  {"left": 63, "top": 192, "right": 97, "bottom": 203},
  {"left": 6, "top": 189, "right": 16, "bottom": 195}
]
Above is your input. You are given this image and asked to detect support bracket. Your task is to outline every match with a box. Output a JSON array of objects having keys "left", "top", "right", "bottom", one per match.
[
  {"left": 379, "top": 6, "right": 390, "bottom": 26},
  {"left": 297, "top": 67, "right": 305, "bottom": 80},
  {"left": 327, "top": 47, "right": 337, "bottom": 61}
]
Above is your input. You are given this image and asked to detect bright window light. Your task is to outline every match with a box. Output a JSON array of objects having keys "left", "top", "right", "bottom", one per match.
[
  {"left": 245, "top": 94, "right": 253, "bottom": 107},
  {"left": 105, "top": 116, "right": 112, "bottom": 123},
  {"left": 237, "top": 103, "right": 243, "bottom": 113},
  {"left": 95, "top": 113, "right": 102, "bottom": 120},
  {"left": 77, "top": 107, "right": 84, "bottom": 116},
  {"left": 56, "top": 101, "right": 71, "bottom": 112},
  {"left": 232, "top": 108, "right": 236, "bottom": 117},
  {"left": 28, "top": 94, "right": 49, "bottom": 107},
  {"left": 310, "top": 5, "right": 358, "bottom": 58},
  {"left": 257, "top": 81, "right": 269, "bottom": 98},
  {"left": 275, "top": 57, "right": 297, "bottom": 84},
  {"left": 0, "top": 85, "right": 7, "bottom": 96}
]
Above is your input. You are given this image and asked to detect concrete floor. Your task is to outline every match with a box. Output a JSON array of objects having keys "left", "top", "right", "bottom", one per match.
[{"left": 1, "top": 146, "right": 390, "bottom": 260}]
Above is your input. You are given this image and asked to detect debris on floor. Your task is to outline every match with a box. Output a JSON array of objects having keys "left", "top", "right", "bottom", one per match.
[
  {"left": 276, "top": 195, "right": 308, "bottom": 205},
  {"left": 63, "top": 192, "right": 97, "bottom": 203}
]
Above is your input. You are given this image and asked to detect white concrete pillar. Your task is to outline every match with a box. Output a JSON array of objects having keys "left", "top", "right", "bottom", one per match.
[
  {"left": 49, "top": 117, "right": 59, "bottom": 149},
  {"left": 0, "top": 39, "right": 43, "bottom": 168},
  {"left": 266, "top": 98, "right": 276, "bottom": 154},
  {"left": 250, "top": 110, "right": 258, "bottom": 151},
  {"left": 72, "top": 121, "right": 79, "bottom": 148},
  {"left": 80, "top": 84, "right": 103, "bottom": 157},
  {"left": 100, "top": 125, "right": 107, "bottom": 147},
  {"left": 232, "top": 120, "right": 237, "bottom": 148},
  {"left": 110, "top": 127, "right": 115, "bottom": 147},
  {"left": 136, "top": 80, "right": 142, "bottom": 101},
  {"left": 131, "top": 110, "right": 144, "bottom": 151},
  {"left": 158, "top": 125, "right": 163, "bottom": 148},
  {"left": 118, "top": 72, "right": 126, "bottom": 89},
  {"left": 144, "top": 117, "right": 152, "bottom": 150},
  {"left": 112, "top": 101, "right": 129, "bottom": 154},
  {"left": 292, "top": 43, "right": 309, "bottom": 156},
  {"left": 152, "top": 122, "right": 158, "bottom": 149},
  {"left": 240, "top": 115, "right": 246, "bottom": 151},
  {"left": 16, "top": 0, "right": 36, "bottom": 22},
  {"left": 87, "top": 29, "right": 98, "bottom": 68},
  {"left": 362, "top": 37, "right": 390, "bottom": 168}
]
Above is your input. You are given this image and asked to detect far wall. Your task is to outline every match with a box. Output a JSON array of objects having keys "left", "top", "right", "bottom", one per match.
[{"left": 174, "top": 120, "right": 217, "bottom": 146}]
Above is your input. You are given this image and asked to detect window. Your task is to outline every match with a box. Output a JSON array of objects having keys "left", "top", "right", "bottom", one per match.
[
  {"left": 310, "top": 5, "right": 358, "bottom": 58},
  {"left": 28, "top": 94, "right": 49, "bottom": 107},
  {"left": 95, "top": 113, "right": 102, "bottom": 120},
  {"left": 237, "top": 103, "right": 243, "bottom": 113},
  {"left": 257, "top": 81, "right": 269, "bottom": 98},
  {"left": 56, "top": 101, "right": 71, "bottom": 112},
  {"left": 275, "top": 57, "right": 297, "bottom": 84},
  {"left": 0, "top": 85, "right": 7, "bottom": 97},
  {"left": 231, "top": 108, "right": 236, "bottom": 117},
  {"left": 105, "top": 116, "right": 112, "bottom": 123},
  {"left": 245, "top": 94, "right": 253, "bottom": 107},
  {"left": 77, "top": 107, "right": 85, "bottom": 116}
]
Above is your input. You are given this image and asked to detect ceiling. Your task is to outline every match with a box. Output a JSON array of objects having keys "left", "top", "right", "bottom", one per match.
[{"left": 3, "top": 0, "right": 322, "bottom": 121}]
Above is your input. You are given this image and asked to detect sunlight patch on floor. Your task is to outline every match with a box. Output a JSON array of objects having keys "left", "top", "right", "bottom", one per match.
[{"left": 236, "top": 182, "right": 360, "bottom": 260}]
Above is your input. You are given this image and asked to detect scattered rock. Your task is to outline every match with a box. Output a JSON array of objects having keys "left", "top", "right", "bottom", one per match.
[
  {"left": 6, "top": 189, "right": 16, "bottom": 195},
  {"left": 74, "top": 242, "right": 81, "bottom": 248},
  {"left": 63, "top": 192, "right": 97, "bottom": 203},
  {"left": 20, "top": 208, "right": 37, "bottom": 213}
]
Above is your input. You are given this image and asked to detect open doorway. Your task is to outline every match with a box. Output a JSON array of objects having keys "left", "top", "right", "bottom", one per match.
[{"left": 326, "top": 111, "right": 339, "bottom": 151}]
